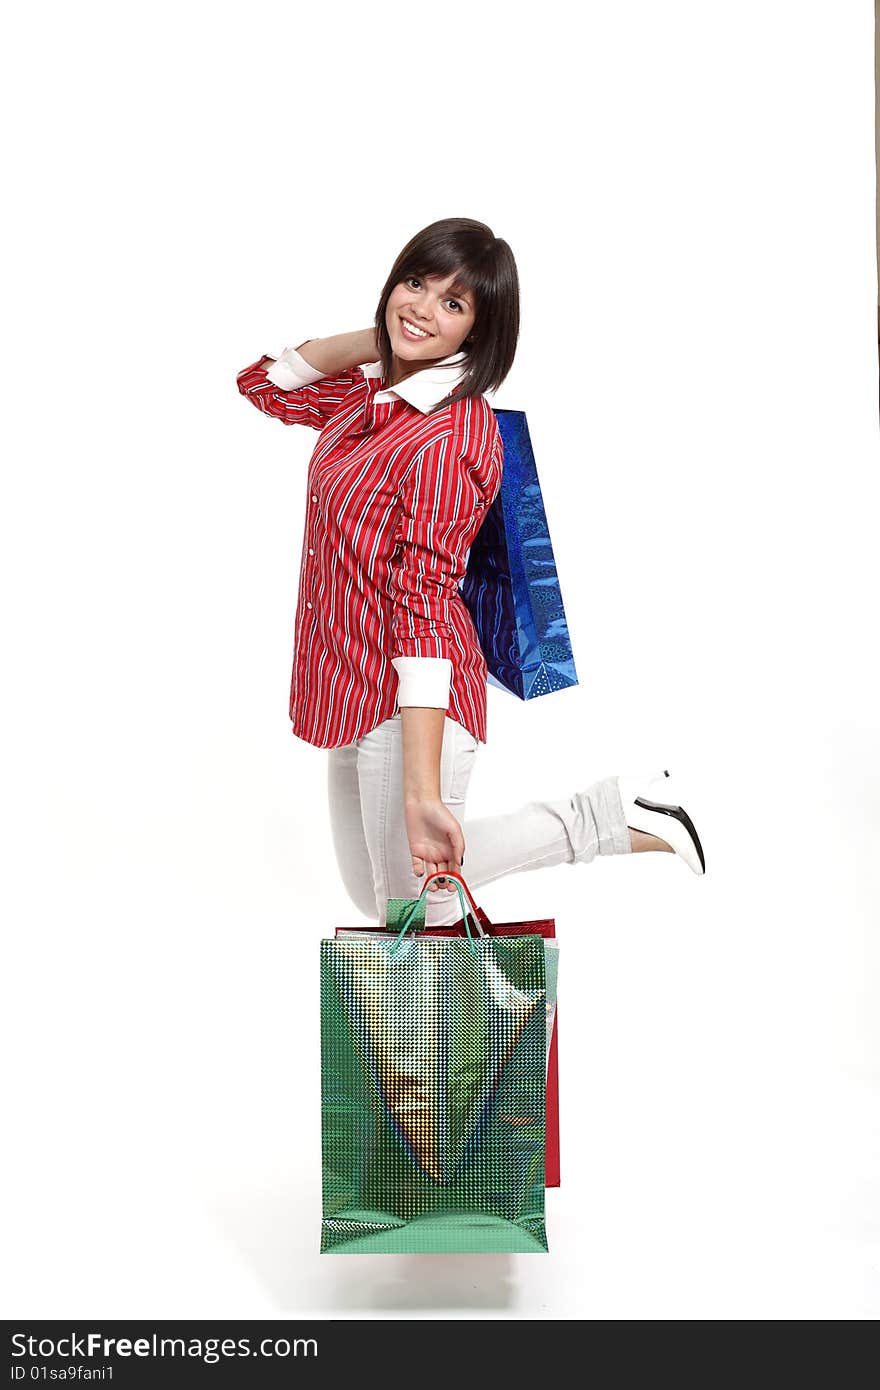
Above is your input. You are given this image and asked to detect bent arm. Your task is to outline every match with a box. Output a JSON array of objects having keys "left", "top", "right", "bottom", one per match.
[
  {"left": 294, "top": 328, "right": 380, "bottom": 375},
  {"left": 236, "top": 328, "right": 379, "bottom": 429},
  {"left": 262, "top": 328, "right": 379, "bottom": 380}
]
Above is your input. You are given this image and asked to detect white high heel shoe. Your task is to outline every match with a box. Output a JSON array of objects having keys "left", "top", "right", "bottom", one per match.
[{"left": 616, "top": 769, "right": 706, "bottom": 875}]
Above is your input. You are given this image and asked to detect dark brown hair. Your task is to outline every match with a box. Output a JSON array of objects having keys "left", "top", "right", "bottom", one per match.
[{"left": 374, "top": 218, "right": 520, "bottom": 415}]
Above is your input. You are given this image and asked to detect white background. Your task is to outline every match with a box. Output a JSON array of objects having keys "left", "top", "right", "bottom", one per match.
[{"left": 3, "top": 0, "right": 879, "bottom": 1319}]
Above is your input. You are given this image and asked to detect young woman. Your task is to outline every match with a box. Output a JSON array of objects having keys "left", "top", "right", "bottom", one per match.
[{"left": 236, "top": 218, "right": 705, "bottom": 928}]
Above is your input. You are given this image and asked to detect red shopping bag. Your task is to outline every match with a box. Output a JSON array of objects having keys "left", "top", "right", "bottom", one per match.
[{"left": 335, "top": 872, "right": 561, "bottom": 1188}]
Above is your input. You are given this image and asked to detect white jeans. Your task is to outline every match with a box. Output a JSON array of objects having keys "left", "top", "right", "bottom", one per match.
[{"left": 327, "top": 712, "right": 632, "bottom": 927}]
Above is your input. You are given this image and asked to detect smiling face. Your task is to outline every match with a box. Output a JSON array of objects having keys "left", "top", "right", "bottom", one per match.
[{"left": 385, "top": 271, "right": 477, "bottom": 385}]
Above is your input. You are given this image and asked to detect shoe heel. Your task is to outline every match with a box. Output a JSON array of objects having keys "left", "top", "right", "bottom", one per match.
[{"left": 617, "top": 768, "right": 706, "bottom": 875}]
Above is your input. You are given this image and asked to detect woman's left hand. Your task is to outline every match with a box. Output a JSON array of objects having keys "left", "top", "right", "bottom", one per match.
[{"left": 404, "top": 796, "right": 465, "bottom": 891}]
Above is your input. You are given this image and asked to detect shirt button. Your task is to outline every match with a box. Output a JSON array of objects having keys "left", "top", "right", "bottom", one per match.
[
  {"left": 306, "top": 601, "right": 313, "bottom": 609},
  {"left": 311, "top": 494, "right": 318, "bottom": 503},
  {"left": 308, "top": 547, "right": 315, "bottom": 555}
]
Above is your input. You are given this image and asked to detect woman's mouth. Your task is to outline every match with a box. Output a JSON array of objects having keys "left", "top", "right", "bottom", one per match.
[{"left": 399, "top": 316, "right": 433, "bottom": 342}]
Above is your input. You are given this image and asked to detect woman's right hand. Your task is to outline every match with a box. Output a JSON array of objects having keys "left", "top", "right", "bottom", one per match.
[{"left": 404, "top": 796, "right": 465, "bottom": 892}]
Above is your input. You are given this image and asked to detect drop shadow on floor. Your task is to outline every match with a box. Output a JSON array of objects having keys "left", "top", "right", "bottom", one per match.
[
  {"left": 322, "top": 1253, "right": 518, "bottom": 1313},
  {"left": 211, "top": 1183, "right": 518, "bottom": 1314}
]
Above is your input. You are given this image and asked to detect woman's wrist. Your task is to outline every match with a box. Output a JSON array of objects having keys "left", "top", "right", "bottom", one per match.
[
  {"left": 404, "top": 787, "right": 443, "bottom": 806},
  {"left": 295, "top": 328, "right": 378, "bottom": 376}
]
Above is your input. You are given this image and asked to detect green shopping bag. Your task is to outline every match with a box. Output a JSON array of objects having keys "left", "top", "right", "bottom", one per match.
[{"left": 320, "top": 873, "right": 548, "bottom": 1254}]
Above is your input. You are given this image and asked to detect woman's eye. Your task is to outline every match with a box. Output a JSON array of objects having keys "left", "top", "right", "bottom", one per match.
[{"left": 403, "top": 277, "right": 463, "bottom": 311}]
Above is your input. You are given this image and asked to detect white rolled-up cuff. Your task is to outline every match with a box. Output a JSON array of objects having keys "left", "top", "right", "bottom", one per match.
[
  {"left": 265, "top": 344, "right": 326, "bottom": 391},
  {"left": 391, "top": 656, "right": 452, "bottom": 708}
]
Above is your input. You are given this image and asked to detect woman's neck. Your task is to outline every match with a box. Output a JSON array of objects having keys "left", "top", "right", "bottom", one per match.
[
  {"left": 388, "top": 358, "right": 421, "bottom": 389},
  {"left": 389, "top": 350, "right": 457, "bottom": 389}
]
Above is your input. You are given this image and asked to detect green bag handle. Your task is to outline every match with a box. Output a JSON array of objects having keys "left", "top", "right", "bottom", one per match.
[{"left": 390, "top": 871, "right": 481, "bottom": 958}]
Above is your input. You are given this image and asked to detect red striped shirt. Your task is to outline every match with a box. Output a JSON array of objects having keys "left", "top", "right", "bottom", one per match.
[{"left": 236, "top": 352, "right": 503, "bottom": 748}]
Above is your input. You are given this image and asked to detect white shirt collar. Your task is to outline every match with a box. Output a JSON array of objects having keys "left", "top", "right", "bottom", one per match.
[{"left": 361, "top": 351, "right": 469, "bottom": 414}]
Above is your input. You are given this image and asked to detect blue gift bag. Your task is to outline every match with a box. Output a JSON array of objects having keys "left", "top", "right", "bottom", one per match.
[{"left": 460, "top": 410, "right": 578, "bottom": 700}]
